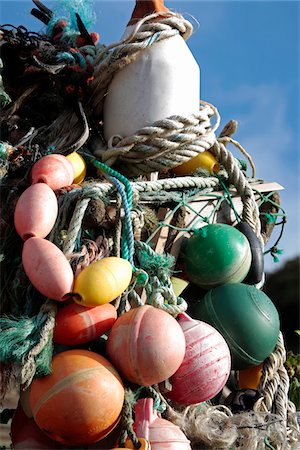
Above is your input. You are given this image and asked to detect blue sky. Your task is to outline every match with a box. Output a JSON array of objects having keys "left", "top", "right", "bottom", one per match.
[{"left": 1, "top": 1, "right": 299, "bottom": 272}]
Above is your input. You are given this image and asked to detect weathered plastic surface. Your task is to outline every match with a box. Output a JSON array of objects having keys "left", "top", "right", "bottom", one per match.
[
  {"left": 30, "top": 154, "right": 74, "bottom": 190},
  {"left": 167, "top": 312, "right": 231, "bottom": 404},
  {"left": 14, "top": 183, "right": 58, "bottom": 240},
  {"left": 29, "top": 350, "right": 124, "bottom": 446},
  {"left": 183, "top": 223, "right": 252, "bottom": 289},
  {"left": 134, "top": 398, "right": 191, "bottom": 449},
  {"left": 73, "top": 257, "right": 133, "bottom": 307},
  {"left": 103, "top": 24, "right": 200, "bottom": 140},
  {"left": 191, "top": 283, "right": 280, "bottom": 369},
  {"left": 107, "top": 305, "right": 186, "bottom": 386},
  {"left": 53, "top": 302, "right": 117, "bottom": 345},
  {"left": 22, "top": 237, "right": 74, "bottom": 301}
]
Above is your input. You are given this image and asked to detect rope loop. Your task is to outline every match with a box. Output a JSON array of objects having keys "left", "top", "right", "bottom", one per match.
[{"left": 94, "top": 103, "right": 218, "bottom": 176}]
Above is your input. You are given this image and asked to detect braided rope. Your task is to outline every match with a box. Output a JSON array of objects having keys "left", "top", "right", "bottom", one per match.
[
  {"left": 254, "top": 333, "right": 289, "bottom": 421},
  {"left": 63, "top": 197, "right": 91, "bottom": 256},
  {"left": 94, "top": 104, "right": 217, "bottom": 175},
  {"left": 212, "top": 140, "right": 262, "bottom": 239}
]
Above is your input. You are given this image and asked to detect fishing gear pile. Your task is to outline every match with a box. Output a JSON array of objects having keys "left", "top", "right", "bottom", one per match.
[{"left": 0, "top": 1, "right": 298, "bottom": 449}]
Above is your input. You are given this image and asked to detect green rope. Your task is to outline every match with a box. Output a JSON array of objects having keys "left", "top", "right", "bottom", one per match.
[{"left": 254, "top": 190, "right": 287, "bottom": 263}]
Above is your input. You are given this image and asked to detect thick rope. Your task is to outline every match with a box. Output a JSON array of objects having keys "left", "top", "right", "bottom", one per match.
[
  {"left": 94, "top": 104, "right": 217, "bottom": 175},
  {"left": 254, "top": 333, "right": 289, "bottom": 422},
  {"left": 63, "top": 196, "right": 91, "bottom": 256},
  {"left": 212, "top": 140, "right": 261, "bottom": 239}
]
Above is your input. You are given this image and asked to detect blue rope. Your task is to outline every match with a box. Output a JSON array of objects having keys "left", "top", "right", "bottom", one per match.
[{"left": 110, "top": 176, "right": 134, "bottom": 266}]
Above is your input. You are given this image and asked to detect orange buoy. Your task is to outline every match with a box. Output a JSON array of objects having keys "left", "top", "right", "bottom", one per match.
[
  {"left": 107, "top": 305, "right": 186, "bottom": 386},
  {"left": 239, "top": 363, "right": 263, "bottom": 390},
  {"left": 30, "top": 154, "right": 74, "bottom": 190},
  {"left": 53, "top": 302, "right": 117, "bottom": 345},
  {"left": 14, "top": 183, "right": 58, "bottom": 240},
  {"left": 29, "top": 349, "right": 124, "bottom": 446},
  {"left": 22, "top": 237, "right": 74, "bottom": 301}
]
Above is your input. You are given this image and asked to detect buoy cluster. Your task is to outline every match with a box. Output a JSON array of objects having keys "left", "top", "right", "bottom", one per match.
[{"left": 7, "top": 0, "right": 282, "bottom": 449}]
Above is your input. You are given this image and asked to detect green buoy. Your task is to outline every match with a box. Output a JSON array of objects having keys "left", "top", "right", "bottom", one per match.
[
  {"left": 191, "top": 283, "right": 280, "bottom": 369},
  {"left": 183, "top": 224, "right": 252, "bottom": 289}
]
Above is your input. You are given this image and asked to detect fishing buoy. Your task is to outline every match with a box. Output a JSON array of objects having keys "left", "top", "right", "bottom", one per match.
[
  {"left": 166, "top": 313, "right": 231, "bottom": 405},
  {"left": 172, "top": 150, "right": 220, "bottom": 176},
  {"left": 72, "top": 257, "right": 132, "bottom": 307},
  {"left": 14, "top": 183, "right": 58, "bottom": 240},
  {"left": 29, "top": 350, "right": 124, "bottom": 446},
  {"left": 103, "top": 0, "right": 200, "bottom": 140},
  {"left": 239, "top": 363, "right": 263, "bottom": 390},
  {"left": 11, "top": 404, "right": 62, "bottom": 449},
  {"left": 22, "top": 237, "right": 74, "bottom": 301},
  {"left": 191, "top": 283, "right": 280, "bottom": 369},
  {"left": 235, "top": 221, "right": 264, "bottom": 284},
  {"left": 183, "top": 223, "right": 252, "bottom": 289},
  {"left": 107, "top": 305, "right": 186, "bottom": 386},
  {"left": 53, "top": 302, "right": 117, "bottom": 345},
  {"left": 134, "top": 398, "right": 191, "bottom": 449},
  {"left": 66, "top": 152, "right": 87, "bottom": 183},
  {"left": 30, "top": 154, "right": 74, "bottom": 190}
]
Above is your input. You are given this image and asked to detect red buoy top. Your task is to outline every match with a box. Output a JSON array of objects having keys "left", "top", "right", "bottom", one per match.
[{"left": 128, "top": 0, "right": 169, "bottom": 24}]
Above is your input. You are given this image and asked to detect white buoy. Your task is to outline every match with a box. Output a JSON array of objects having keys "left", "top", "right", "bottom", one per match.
[{"left": 103, "top": 0, "right": 200, "bottom": 141}]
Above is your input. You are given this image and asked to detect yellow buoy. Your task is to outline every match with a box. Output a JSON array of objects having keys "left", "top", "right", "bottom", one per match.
[
  {"left": 172, "top": 150, "right": 220, "bottom": 176},
  {"left": 66, "top": 152, "right": 87, "bottom": 183},
  {"left": 73, "top": 257, "right": 133, "bottom": 307}
]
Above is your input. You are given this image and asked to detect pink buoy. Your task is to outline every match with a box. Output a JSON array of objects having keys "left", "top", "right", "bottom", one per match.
[
  {"left": 53, "top": 302, "right": 117, "bottom": 345},
  {"left": 107, "top": 305, "right": 186, "bottom": 386},
  {"left": 167, "top": 313, "right": 231, "bottom": 405},
  {"left": 30, "top": 154, "right": 74, "bottom": 190},
  {"left": 134, "top": 398, "right": 191, "bottom": 449},
  {"left": 11, "top": 404, "right": 63, "bottom": 449},
  {"left": 14, "top": 183, "right": 58, "bottom": 240},
  {"left": 22, "top": 237, "right": 74, "bottom": 301}
]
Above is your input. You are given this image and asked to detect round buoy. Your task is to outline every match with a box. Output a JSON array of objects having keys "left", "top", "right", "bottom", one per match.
[
  {"left": 29, "top": 350, "right": 124, "bottom": 446},
  {"left": 107, "top": 305, "right": 186, "bottom": 386},
  {"left": 191, "top": 283, "right": 280, "bottom": 369},
  {"left": 66, "top": 152, "right": 86, "bottom": 184},
  {"left": 167, "top": 313, "right": 231, "bottom": 404},
  {"left": 183, "top": 223, "right": 252, "bottom": 289}
]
